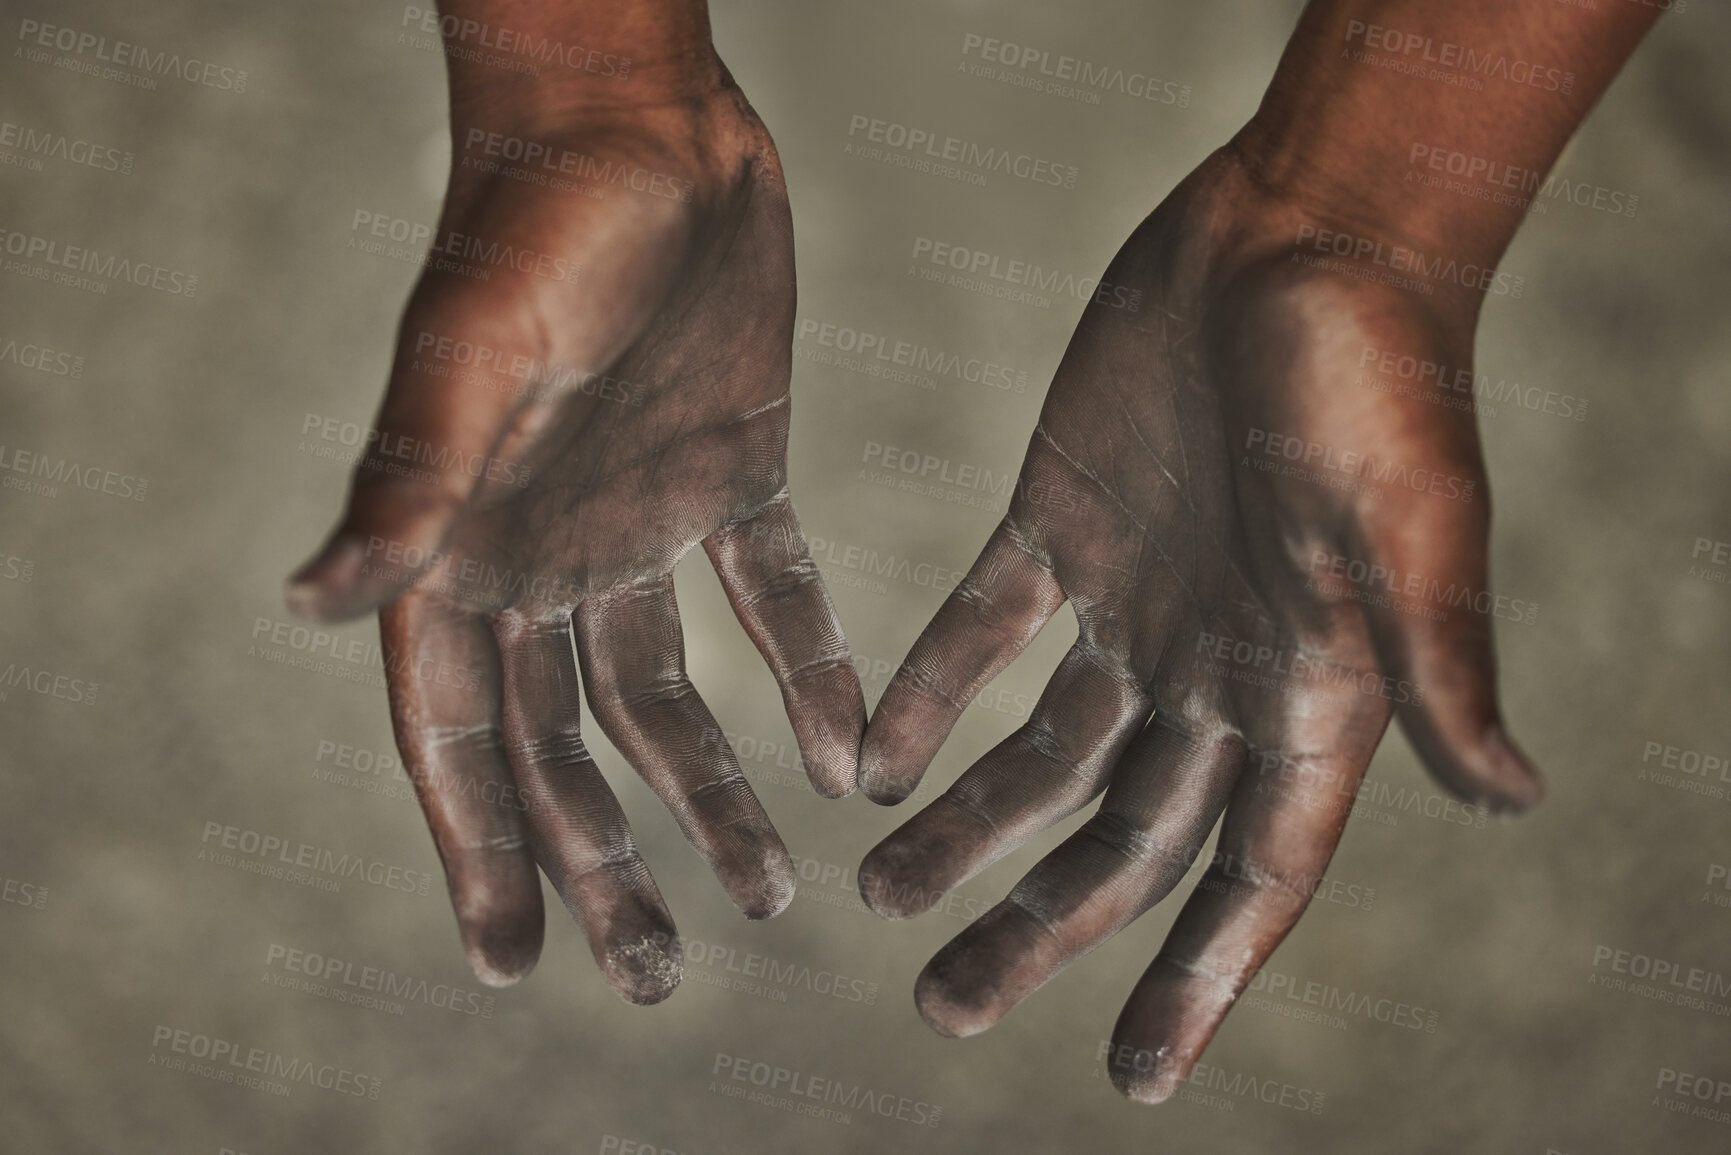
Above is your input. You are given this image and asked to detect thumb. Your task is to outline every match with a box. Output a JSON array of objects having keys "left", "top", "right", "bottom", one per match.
[
  {"left": 286, "top": 183, "right": 700, "bottom": 624},
  {"left": 285, "top": 298, "right": 530, "bottom": 623},
  {"left": 1356, "top": 490, "right": 1543, "bottom": 813}
]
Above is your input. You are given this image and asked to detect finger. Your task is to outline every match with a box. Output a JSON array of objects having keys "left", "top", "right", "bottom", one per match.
[
  {"left": 494, "top": 611, "right": 681, "bottom": 1005},
  {"left": 858, "top": 516, "right": 1066, "bottom": 804},
  {"left": 576, "top": 575, "right": 796, "bottom": 920},
  {"left": 703, "top": 489, "right": 866, "bottom": 798},
  {"left": 911, "top": 722, "right": 1246, "bottom": 1038},
  {"left": 1106, "top": 698, "right": 1387, "bottom": 1104},
  {"left": 380, "top": 595, "right": 543, "bottom": 987},
  {"left": 1357, "top": 492, "right": 1542, "bottom": 812},
  {"left": 859, "top": 643, "right": 1153, "bottom": 918}
]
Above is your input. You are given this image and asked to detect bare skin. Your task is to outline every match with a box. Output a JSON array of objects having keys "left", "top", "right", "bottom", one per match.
[
  {"left": 856, "top": 0, "right": 1662, "bottom": 1103},
  {"left": 282, "top": 0, "right": 1662, "bottom": 1085},
  {"left": 286, "top": 1, "right": 864, "bottom": 1001}
]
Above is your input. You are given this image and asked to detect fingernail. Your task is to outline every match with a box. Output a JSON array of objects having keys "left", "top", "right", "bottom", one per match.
[
  {"left": 856, "top": 864, "right": 913, "bottom": 920},
  {"left": 913, "top": 963, "right": 997, "bottom": 1038},
  {"left": 1482, "top": 725, "right": 1544, "bottom": 813},
  {"left": 1108, "top": 1043, "right": 1187, "bottom": 1105},
  {"left": 603, "top": 935, "right": 683, "bottom": 1005},
  {"left": 462, "top": 923, "right": 541, "bottom": 989},
  {"left": 729, "top": 840, "right": 796, "bottom": 921},
  {"left": 864, "top": 783, "right": 913, "bottom": 807},
  {"left": 858, "top": 754, "right": 915, "bottom": 806},
  {"left": 285, "top": 533, "right": 368, "bottom": 622}
]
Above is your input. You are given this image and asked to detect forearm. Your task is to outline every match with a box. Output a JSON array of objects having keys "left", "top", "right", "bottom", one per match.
[{"left": 1232, "top": 0, "right": 1660, "bottom": 274}]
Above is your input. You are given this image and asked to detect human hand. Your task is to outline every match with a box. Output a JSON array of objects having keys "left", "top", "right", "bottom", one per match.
[
  {"left": 855, "top": 0, "right": 1661, "bottom": 1098},
  {"left": 853, "top": 146, "right": 1541, "bottom": 1098},
  {"left": 285, "top": 8, "right": 863, "bottom": 1002}
]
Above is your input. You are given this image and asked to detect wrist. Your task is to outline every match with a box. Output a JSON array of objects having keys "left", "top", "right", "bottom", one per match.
[
  {"left": 1226, "top": 115, "right": 1511, "bottom": 281},
  {"left": 433, "top": 0, "right": 728, "bottom": 127},
  {"left": 1217, "top": 0, "right": 1662, "bottom": 307},
  {"left": 1203, "top": 122, "right": 1512, "bottom": 328},
  {"left": 429, "top": 3, "right": 773, "bottom": 214},
  {"left": 1137, "top": 144, "right": 1490, "bottom": 345}
]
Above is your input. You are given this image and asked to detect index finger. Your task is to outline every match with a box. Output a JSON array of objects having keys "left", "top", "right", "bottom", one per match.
[
  {"left": 704, "top": 489, "right": 865, "bottom": 798},
  {"left": 858, "top": 516, "right": 1065, "bottom": 804}
]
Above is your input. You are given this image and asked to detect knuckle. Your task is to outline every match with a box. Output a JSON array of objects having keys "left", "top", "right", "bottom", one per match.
[
  {"left": 892, "top": 655, "right": 972, "bottom": 712},
  {"left": 508, "top": 722, "right": 589, "bottom": 768},
  {"left": 620, "top": 672, "right": 698, "bottom": 712},
  {"left": 687, "top": 768, "right": 752, "bottom": 808},
  {"left": 738, "top": 556, "right": 822, "bottom": 608},
  {"left": 422, "top": 722, "right": 504, "bottom": 755},
  {"left": 780, "top": 649, "right": 855, "bottom": 687}
]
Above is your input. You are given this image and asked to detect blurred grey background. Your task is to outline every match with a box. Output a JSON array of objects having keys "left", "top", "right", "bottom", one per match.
[{"left": 2, "top": 0, "right": 1729, "bottom": 1152}]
